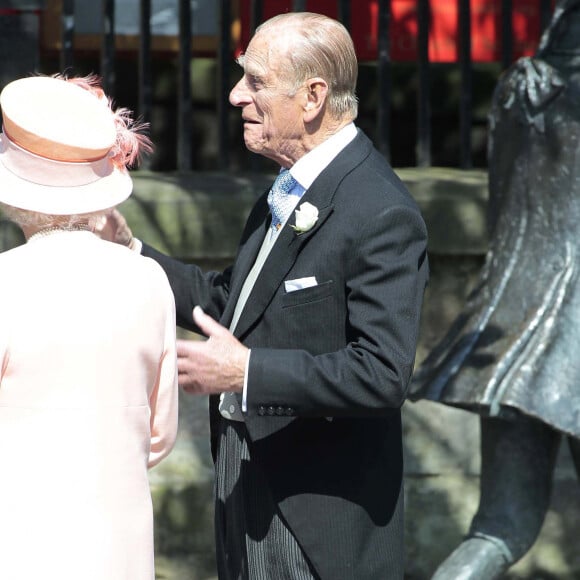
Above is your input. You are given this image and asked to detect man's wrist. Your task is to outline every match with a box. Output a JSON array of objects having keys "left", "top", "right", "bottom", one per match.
[{"left": 241, "top": 349, "right": 251, "bottom": 412}]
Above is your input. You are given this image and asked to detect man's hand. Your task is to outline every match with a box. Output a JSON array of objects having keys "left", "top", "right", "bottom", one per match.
[
  {"left": 95, "top": 208, "right": 135, "bottom": 247},
  {"left": 177, "top": 306, "right": 248, "bottom": 395}
]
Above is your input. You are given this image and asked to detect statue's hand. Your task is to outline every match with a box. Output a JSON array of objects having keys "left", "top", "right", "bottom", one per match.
[
  {"left": 493, "top": 57, "right": 565, "bottom": 133},
  {"left": 519, "top": 58, "right": 564, "bottom": 110}
]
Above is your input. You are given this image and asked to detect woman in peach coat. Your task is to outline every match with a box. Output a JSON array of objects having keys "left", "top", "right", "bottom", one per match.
[{"left": 0, "top": 74, "right": 178, "bottom": 579}]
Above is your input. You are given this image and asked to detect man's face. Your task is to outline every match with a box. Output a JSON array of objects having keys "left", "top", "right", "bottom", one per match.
[{"left": 229, "top": 34, "right": 305, "bottom": 166}]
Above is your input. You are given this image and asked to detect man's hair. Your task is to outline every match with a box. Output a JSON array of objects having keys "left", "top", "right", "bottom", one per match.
[{"left": 256, "top": 12, "right": 359, "bottom": 120}]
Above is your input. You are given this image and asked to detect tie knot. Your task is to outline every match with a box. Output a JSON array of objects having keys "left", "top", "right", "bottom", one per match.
[
  {"left": 268, "top": 169, "right": 298, "bottom": 232},
  {"left": 272, "top": 169, "right": 297, "bottom": 195}
]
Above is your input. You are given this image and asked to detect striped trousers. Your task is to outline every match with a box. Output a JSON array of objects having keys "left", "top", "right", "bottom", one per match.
[{"left": 214, "top": 419, "right": 319, "bottom": 580}]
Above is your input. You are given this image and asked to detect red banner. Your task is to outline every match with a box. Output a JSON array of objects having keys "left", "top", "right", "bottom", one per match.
[{"left": 238, "top": 0, "right": 551, "bottom": 62}]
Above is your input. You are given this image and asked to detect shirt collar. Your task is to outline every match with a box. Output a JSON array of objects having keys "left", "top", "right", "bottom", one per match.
[{"left": 289, "top": 123, "right": 357, "bottom": 190}]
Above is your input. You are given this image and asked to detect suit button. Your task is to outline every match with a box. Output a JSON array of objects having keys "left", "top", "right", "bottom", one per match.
[
  {"left": 276, "top": 406, "right": 285, "bottom": 416},
  {"left": 285, "top": 407, "right": 295, "bottom": 416},
  {"left": 267, "top": 406, "right": 276, "bottom": 416},
  {"left": 258, "top": 405, "right": 266, "bottom": 416}
]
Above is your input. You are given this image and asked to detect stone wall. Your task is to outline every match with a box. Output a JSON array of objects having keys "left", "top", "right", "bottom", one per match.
[{"left": 1, "top": 168, "right": 578, "bottom": 579}]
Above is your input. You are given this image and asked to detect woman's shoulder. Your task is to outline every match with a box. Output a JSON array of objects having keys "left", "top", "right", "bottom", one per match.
[
  {"left": 0, "top": 242, "right": 32, "bottom": 267},
  {"left": 98, "top": 239, "right": 172, "bottom": 284}
]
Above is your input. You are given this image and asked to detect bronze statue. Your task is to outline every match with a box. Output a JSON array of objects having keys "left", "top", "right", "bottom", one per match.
[{"left": 410, "top": 1, "right": 580, "bottom": 577}]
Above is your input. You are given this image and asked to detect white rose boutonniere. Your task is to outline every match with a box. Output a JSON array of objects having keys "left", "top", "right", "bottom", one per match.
[{"left": 291, "top": 202, "right": 319, "bottom": 234}]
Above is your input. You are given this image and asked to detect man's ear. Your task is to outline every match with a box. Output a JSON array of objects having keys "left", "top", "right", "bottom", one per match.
[{"left": 303, "top": 78, "right": 328, "bottom": 122}]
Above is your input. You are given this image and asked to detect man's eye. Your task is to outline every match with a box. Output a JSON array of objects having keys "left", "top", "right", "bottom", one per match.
[{"left": 248, "top": 75, "right": 262, "bottom": 89}]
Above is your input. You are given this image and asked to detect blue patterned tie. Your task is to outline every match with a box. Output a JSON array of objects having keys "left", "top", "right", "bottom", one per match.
[{"left": 267, "top": 169, "right": 298, "bottom": 232}]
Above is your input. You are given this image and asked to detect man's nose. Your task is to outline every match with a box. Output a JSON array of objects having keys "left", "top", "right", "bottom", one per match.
[{"left": 229, "top": 78, "right": 248, "bottom": 107}]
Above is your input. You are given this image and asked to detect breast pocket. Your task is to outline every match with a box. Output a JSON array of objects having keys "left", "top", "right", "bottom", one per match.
[
  {"left": 279, "top": 280, "right": 344, "bottom": 351},
  {"left": 281, "top": 279, "right": 334, "bottom": 308}
]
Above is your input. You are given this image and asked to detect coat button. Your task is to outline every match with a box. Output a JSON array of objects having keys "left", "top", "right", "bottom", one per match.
[
  {"left": 285, "top": 407, "right": 295, "bottom": 416},
  {"left": 276, "top": 406, "right": 285, "bottom": 416},
  {"left": 258, "top": 405, "right": 266, "bottom": 416},
  {"left": 267, "top": 406, "right": 276, "bottom": 416}
]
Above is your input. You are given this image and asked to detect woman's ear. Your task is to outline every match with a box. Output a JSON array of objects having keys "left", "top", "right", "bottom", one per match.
[{"left": 303, "top": 78, "right": 328, "bottom": 123}]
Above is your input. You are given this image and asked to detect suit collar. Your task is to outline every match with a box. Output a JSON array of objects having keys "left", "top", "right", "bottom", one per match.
[{"left": 290, "top": 122, "right": 358, "bottom": 190}]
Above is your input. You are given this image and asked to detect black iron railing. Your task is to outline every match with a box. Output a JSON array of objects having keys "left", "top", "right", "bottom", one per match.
[{"left": 20, "top": 1, "right": 556, "bottom": 171}]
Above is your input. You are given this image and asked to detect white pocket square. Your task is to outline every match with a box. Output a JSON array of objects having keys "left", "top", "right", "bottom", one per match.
[{"left": 284, "top": 276, "right": 318, "bottom": 293}]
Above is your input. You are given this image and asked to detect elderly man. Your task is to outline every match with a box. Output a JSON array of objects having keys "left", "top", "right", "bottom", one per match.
[{"left": 106, "top": 11, "right": 428, "bottom": 580}]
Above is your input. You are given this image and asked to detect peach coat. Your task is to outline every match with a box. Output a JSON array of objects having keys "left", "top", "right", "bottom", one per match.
[{"left": 0, "top": 230, "right": 178, "bottom": 580}]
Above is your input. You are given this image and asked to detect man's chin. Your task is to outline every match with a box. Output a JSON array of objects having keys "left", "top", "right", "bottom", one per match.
[
  {"left": 243, "top": 139, "right": 265, "bottom": 156},
  {"left": 242, "top": 138, "right": 280, "bottom": 164}
]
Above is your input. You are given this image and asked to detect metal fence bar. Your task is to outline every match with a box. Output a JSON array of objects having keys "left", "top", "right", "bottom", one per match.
[
  {"left": 60, "top": 0, "right": 74, "bottom": 71},
  {"left": 501, "top": 0, "right": 513, "bottom": 70},
  {"left": 101, "top": 0, "right": 115, "bottom": 95},
  {"left": 459, "top": 0, "right": 472, "bottom": 169},
  {"left": 377, "top": 0, "right": 391, "bottom": 162},
  {"left": 218, "top": 0, "right": 231, "bottom": 170},
  {"left": 250, "top": 0, "right": 264, "bottom": 34},
  {"left": 338, "top": 0, "right": 351, "bottom": 31},
  {"left": 539, "top": 0, "right": 552, "bottom": 35},
  {"left": 177, "top": 0, "right": 192, "bottom": 171},
  {"left": 416, "top": 0, "right": 431, "bottom": 167},
  {"left": 138, "top": 0, "right": 152, "bottom": 169},
  {"left": 244, "top": 0, "right": 263, "bottom": 170},
  {"left": 138, "top": 0, "right": 152, "bottom": 123},
  {"left": 139, "top": 0, "right": 153, "bottom": 122}
]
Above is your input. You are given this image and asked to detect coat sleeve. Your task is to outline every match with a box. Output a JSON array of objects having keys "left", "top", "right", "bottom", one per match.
[
  {"left": 140, "top": 193, "right": 269, "bottom": 332},
  {"left": 142, "top": 243, "right": 232, "bottom": 332},
  {"left": 147, "top": 272, "right": 179, "bottom": 469}
]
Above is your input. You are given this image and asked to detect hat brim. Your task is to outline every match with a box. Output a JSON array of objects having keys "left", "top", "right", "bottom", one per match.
[{"left": 0, "top": 156, "right": 133, "bottom": 215}]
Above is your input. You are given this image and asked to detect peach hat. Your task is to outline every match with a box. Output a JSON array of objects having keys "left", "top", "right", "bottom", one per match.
[{"left": 0, "top": 75, "right": 148, "bottom": 215}]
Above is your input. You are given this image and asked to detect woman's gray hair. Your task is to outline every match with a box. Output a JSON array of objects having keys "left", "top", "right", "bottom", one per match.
[
  {"left": 257, "top": 12, "right": 359, "bottom": 120},
  {"left": 0, "top": 203, "right": 106, "bottom": 230}
]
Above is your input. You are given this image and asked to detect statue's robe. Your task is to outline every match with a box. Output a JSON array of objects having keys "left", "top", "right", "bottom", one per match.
[{"left": 411, "top": 10, "right": 580, "bottom": 440}]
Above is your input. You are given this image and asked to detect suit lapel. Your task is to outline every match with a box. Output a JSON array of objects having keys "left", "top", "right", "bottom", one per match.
[
  {"left": 220, "top": 200, "right": 270, "bottom": 327},
  {"left": 230, "top": 130, "right": 374, "bottom": 339},
  {"left": 232, "top": 203, "right": 333, "bottom": 339}
]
